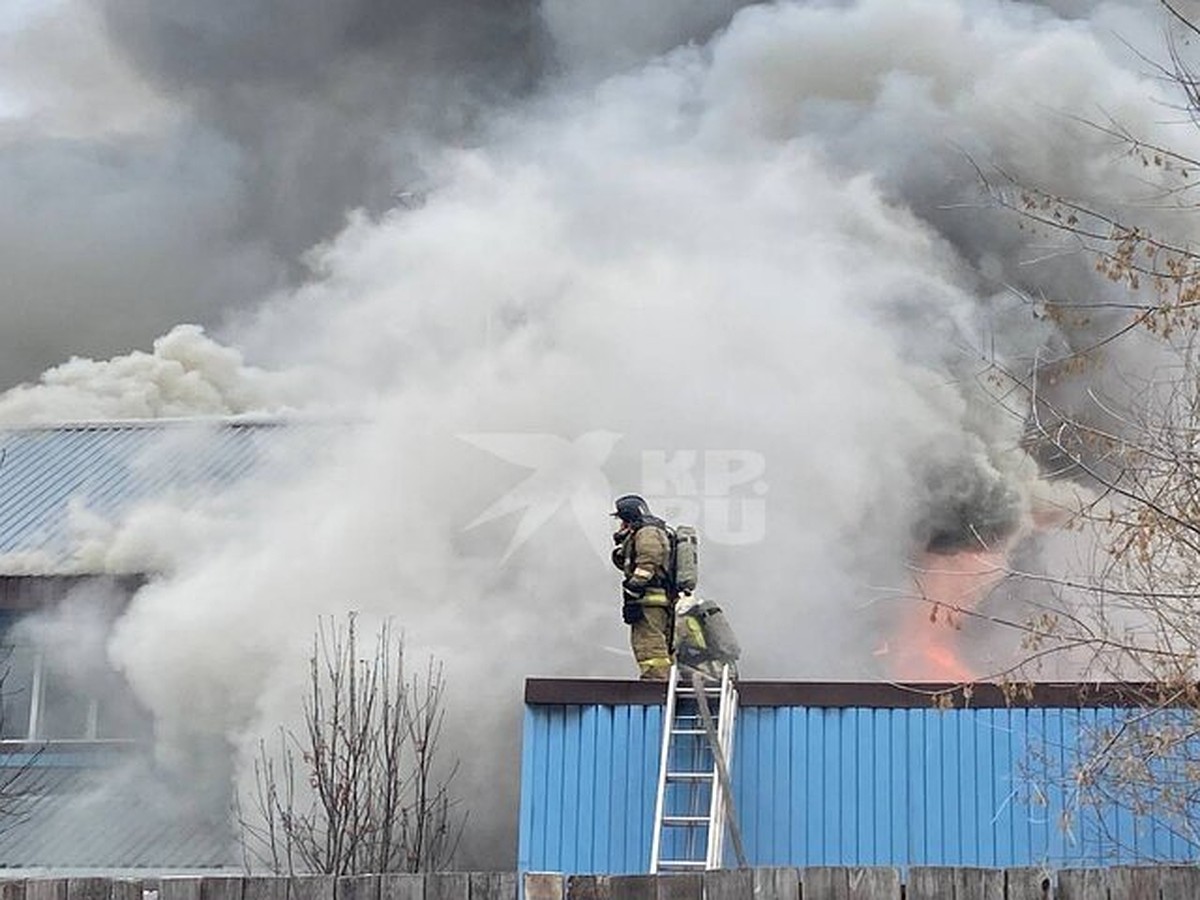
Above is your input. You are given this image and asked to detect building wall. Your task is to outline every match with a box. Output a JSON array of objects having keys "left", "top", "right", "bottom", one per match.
[
  {"left": 518, "top": 690, "right": 1198, "bottom": 876},
  {"left": 520, "top": 703, "right": 663, "bottom": 876}
]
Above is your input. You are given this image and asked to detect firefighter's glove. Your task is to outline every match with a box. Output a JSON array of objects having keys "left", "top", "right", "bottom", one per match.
[
  {"left": 622, "top": 601, "right": 645, "bottom": 625},
  {"left": 622, "top": 579, "right": 646, "bottom": 602}
]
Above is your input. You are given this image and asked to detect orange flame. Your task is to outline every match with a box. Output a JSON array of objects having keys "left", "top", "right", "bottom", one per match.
[{"left": 885, "top": 548, "right": 1006, "bottom": 682}]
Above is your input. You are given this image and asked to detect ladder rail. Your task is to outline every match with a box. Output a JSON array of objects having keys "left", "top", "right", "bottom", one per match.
[
  {"left": 693, "top": 665, "right": 746, "bottom": 869},
  {"left": 649, "top": 665, "right": 680, "bottom": 873},
  {"left": 719, "top": 671, "right": 737, "bottom": 866},
  {"left": 700, "top": 668, "right": 725, "bottom": 867},
  {"left": 707, "top": 668, "right": 740, "bottom": 867}
]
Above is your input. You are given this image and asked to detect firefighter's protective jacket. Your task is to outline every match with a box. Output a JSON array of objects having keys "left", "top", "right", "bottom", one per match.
[{"left": 613, "top": 520, "right": 671, "bottom": 604}]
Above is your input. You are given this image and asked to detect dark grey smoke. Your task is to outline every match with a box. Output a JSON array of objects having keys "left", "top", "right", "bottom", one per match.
[
  {"left": 0, "top": 127, "right": 280, "bottom": 388},
  {"left": 97, "top": 0, "right": 547, "bottom": 260},
  {"left": 0, "top": 0, "right": 549, "bottom": 390},
  {"left": 0, "top": 0, "right": 758, "bottom": 391},
  {"left": 916, "top": 452, "right": 1024, "bottom": 553}
]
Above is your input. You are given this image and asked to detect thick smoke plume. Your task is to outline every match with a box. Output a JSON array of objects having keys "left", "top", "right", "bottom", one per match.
[
  {"left": 0, "top": 0, "right": 750, "bottom": 388},
  {"left": 3, "top": 0, "right": 1196, "bottom": 870},
  {"left": 0, "top": 325, "right": 305, "bottom": 423}
]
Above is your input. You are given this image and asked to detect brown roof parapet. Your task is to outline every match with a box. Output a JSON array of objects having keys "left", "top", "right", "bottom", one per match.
[{"left": 524, "top": 678, "right": 1186, "bottom": 709}]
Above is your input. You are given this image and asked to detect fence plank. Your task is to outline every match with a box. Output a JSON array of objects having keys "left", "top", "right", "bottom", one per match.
[
  {"left": 1129, "top": 868, "right": 1162, "bottom": 900},
  {"left": 953, "top": 869, "right": 1004, "bottom": 900},
  {"left": 653, "top": 875, "right": 700, "bottom": 900},
  {"left": 606, "top": 877, "right": 655, "bottom": 900},
  {"left": 1105, "top": 868, "right": 1162, "bottom": 900},
  {"left": 702, "top": 870, "right": 752, "bottom": 900},
  {"left": 243, "top": 880, "right": 289, "bottom": 900},
  {"left": 67, "top": 880, "right": 110, "bottom": 900},
  {"left": 564, "top": 876, "right": 606, "bottom": 900},
  {"left": 200, "top": 880, "right": 243, "bottom": 900},
  {"left": 752, "top": 868, "right": 799, "bottom": 900},
  {"left": 160, "top": 880, "right": 201, "bottom": 900},
  {"left": 290, "top": 878, "right": 334, "bottom": 900},
  {"left": 1160, "top": 866, "right": 1200, "bottom": 900},
  {"left": 379, "top": 875, "right": 423, "bottom": 900},
  {"left": 423, "top": 875, "right": 469, "bottom": 900},
  {"left": 525, "top": 875, "right": 565, "bottom": 900},
  {"left": 336, "top": 878, "right": 378, "bottom": 900},
  {"left": 907, "top": 868, "right": 955, "bottom": 900},
  {"left": 0, "top": 883, "right": 24, "bottom": 900},
  {"left": 848, "top": 869, "right": 900, "bottom": 900},
  {"left": 801, "top": 868, "right": 848, "bottom": 900},
  {"left": 1005, "top": 869, "right": 1052, "bottom": 900},
  {"left": 28, "top": 883, "right": 68, "bottom": 900},
  {"left": 1057, "top": 870, "right": 1107, "bottom": 900},
  {"left": 110, "top": 884, "right": 142, "bottom": 900},
  {"left": 467, "top": 874, "right": 515, "bottom": 900}
]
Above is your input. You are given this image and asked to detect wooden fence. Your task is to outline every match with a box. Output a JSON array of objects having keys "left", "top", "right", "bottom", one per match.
[
  {"left": 529, "top": 867, "right": 1196, "bottom": 898},
  {"left": 0, "top": 868, "right": 1197, "bottom": 900}
]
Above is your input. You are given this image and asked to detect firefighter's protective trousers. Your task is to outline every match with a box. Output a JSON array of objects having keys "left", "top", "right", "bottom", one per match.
[{"left": 631, "top": 588, "right": 672, "bottom": 680}]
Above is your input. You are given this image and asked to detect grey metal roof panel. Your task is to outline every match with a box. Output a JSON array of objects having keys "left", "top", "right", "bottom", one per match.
[
  {"left": 0, "top": 757, "right": 234, "bottom": 869},
  {"left": 0, "top": 420, "right": 321, "bottom": 573}
]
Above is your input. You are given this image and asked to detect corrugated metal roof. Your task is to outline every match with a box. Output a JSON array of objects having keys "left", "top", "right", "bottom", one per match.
[
  {"left": 517, "top": 696, "right": 1200, "bottom": 875},
  {"left": 0, "top": 419, "right": 322, "bottom": 574},
  {"left": 0, "top": 752, "right": 234, "bottom": 869}
]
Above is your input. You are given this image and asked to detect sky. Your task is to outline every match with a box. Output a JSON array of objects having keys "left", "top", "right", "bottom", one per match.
[{"left": 0, "top": 0, "right": 1195, "bottom": 869}]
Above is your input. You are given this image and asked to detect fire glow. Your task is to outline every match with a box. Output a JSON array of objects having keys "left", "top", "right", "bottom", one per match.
[{"left": 886, "top": 548, "right": 1008, "bottom": 683}]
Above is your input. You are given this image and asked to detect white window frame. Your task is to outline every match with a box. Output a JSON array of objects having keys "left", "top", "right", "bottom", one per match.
[{"left": 7, "top": 646, "right": 108, "bottom": 744}]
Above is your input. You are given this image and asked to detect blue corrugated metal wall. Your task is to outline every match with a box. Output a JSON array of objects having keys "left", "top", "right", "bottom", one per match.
[
  {"left": 518, "top": 703, "right": 1200, "bottom": 875},
  {"left": 519, "top": 704, "right": 664, "bottom": 875}
]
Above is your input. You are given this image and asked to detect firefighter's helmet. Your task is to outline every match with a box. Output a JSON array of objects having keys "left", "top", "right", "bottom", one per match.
[{"left": 611, "top": 494, "right": 651, "bottom": 524}]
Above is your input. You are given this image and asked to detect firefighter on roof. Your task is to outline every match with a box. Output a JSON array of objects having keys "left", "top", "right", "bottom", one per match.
[{"left": 610, "top": 494, "right": 673, "bottom": 681}]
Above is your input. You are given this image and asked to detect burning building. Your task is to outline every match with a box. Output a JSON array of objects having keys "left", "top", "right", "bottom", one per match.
[{"left": 3, "top": 0, "right": 1200, "bottom": 878}]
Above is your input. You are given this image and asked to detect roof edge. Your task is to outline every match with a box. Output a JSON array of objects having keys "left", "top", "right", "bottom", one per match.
[
  {"left": 524, "top": 678, "right": 1187, "bottom": 708},
  {"left": 0, "top": 415, "right": 307, "bottom": 432}
]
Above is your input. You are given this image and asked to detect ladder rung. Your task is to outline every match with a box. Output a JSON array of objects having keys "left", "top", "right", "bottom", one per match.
[
  {"left": 674, "top": 687, "right": 721, "bottom": 695},
  {"left": 662, "top": 815, "right": 711, "bottom": 825},
  {"left": 658, "top": 861, "right": 707, "bottom": 869},
  {"left": 670, "top": 728, "right": 707, "bottom": 736},
  {"left": 666, "top": 771, "right": 714, "bottom": 780}
]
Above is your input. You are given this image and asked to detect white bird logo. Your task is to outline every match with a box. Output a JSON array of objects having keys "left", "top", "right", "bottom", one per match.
[{"left": 460, "top": 430, "right": 623, "bottom": 563}]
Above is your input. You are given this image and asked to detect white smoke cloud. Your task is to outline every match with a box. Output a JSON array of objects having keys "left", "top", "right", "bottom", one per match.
[
  {"left": 0, "top": 324, "right": 308, "bottom": 423},
  {"left": 3, "top": 0, "right": 1195, "bottom": 869}
]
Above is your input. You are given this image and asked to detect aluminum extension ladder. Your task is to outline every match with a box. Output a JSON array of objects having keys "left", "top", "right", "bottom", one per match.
[{"left": 649, "top": 663, "right": 746, "bottom": 873}]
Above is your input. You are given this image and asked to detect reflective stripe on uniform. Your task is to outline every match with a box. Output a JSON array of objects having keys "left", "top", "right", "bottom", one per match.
[{"left": 640, "top": 589, "right": 670, "bottom": 607}]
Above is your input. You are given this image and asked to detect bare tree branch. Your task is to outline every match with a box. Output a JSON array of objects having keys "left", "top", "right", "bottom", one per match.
[{"left": 238, "top": 614, "right": 464, "bottom": 875}]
